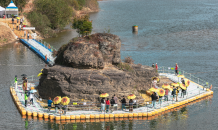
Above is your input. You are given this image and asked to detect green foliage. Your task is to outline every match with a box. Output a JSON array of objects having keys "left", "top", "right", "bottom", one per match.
[
  {"left": 72, "top": 15, "right": 92, "bottom": 37},
  {"left": 34, "top": 0, "right": 72, "bottom": 29},
  {"left": 117, "top": 62, "right": 134, "bottom": 72},
  {"left": 27, "top": 12, "right": 54, "bottom": 37}
]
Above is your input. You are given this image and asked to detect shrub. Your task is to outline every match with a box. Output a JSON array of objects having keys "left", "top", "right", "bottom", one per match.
[
  {"left": 124, "top": 56, "right": 134, "bottom": 64},
  {"left": 27, "top": 12, "right": 53, "bottom": 37},
  {"left": 117, "top": 62, "right": 133, "bottom": 72}
]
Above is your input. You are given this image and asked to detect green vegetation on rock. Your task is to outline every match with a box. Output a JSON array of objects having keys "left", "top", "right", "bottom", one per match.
[{"left": 72, "top": 15, "right": 93, "bottom": 37}]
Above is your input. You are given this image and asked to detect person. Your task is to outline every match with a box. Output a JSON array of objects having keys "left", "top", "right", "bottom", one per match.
[
  {"left": 17, "top": 18, "right": 19, "bottom": 24},
  {"left": 151, "top": 92, "right": 158, "bottom": 109},
  {"left": 19, "top": 24, "right": 21, "bottom": 31},
  {"left": 100, "top": 98, "right": 105, "bottom": 113},
  {"left": 55, "top": 103, "right": 60, "bottom": 113},
  {"left": 12, "top": 17, "right": 14, "bottom": 24},
  {"left": 175, "top": 63, "right": 179, "bottom": 75},
  {"left": 27, "top": 33, "right": 29, "bottom": 40},
  {"left": 164, "top": 89, "right": 169, "bottom": 101},
  {"left": 152, "top": 78, "right": 158, "bottom": 88},
  {"left": 129, "top": 99, "right": 133, "bottom": 112},
  {"left": 181, "top": 78, "right": 186, "bottom": 98},
  {"left": 48, "top": 97, "right": 53, "bottom": 112},
  {"left": 29, "top": 92, "right": 34, "bottom": 105},
  {"left": 121, "top": 96, "right": 126, "bottom": 111},
  {"left": 113, "top": 94, "right": 118, "bottom": 110},
  {"left": 22, "top": 78, "right": 27, "bottom": 95},
  {"left": 20, "top": 18, "right": 23, "bottom": 25},
  {"left": 25, "top": 93, "right": 28, "bottom": 107},
  {"left": 176, "top": 87, "right": 179, "bottom": 101},
  {"left": 155, "top": 63, "right": 158, "bottom": 71},
  {"left": 152, "top": 63, "right": 155, "bottom": 68},
  {"left": 62, "top": 105, "right": 67, "bottom": 115},
  {"left": 159, "top": 95, "right": 163, "bottom": 106},
  {"left": 105, "top": 98, "right": 110, "bottom": 113},
  {"left": 16, "top": 22, "right": 18, "bottom": 30},
  {"left": 110, "top": 97, "right": 115, "bottom": 113},
  {"left": 172, "top": 86, "right": 176, "bottom": 101},
  {"left": 24, "top": 30, "right": 26, "bottom": 38}
]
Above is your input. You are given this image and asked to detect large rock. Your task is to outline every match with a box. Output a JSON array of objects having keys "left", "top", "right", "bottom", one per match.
[
  {"left": 38, "top": 33, "right": 159, "bottom": 102},
  {"left": 54, "top": 33, "right": 121, "bottom": 69},
  {"left": 38, "top": 64, "right": 158, "bottom": 102}
]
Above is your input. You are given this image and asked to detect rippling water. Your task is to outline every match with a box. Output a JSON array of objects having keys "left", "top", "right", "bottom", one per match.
[{"left": 0, "top": 0, "right": 218, "bottom": 129}]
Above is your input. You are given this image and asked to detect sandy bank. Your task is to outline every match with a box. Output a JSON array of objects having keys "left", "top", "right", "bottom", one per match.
[{"left": 0, "top": 21, "right": 17, "bottom": 46}]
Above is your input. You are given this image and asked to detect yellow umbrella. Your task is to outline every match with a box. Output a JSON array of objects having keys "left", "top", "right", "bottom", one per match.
[
  {"left": 158, "top": 88, "right": 165, "bottom": 96},
  {"left": 23, "top": 23, "right": 27, "bottom": 25},
  {"left": 180, "top": 84, "right": 187, "bottom": 90},
  {"left": 171, "top": 83, "right": 179, "bottom": 87},
  {"left": 16, "top": 17, "right": 20, "bottom": 19},
  {"left": 100, "top": 93, "right": 109, "bottom": 98},
  {"left": 37, "top": 72, "right": 42, "bottom": 77},
  {"left": 177, "top": 75, "right": 185, "bottom": 78},
  {"left": 53, "top": 96, "right": 62, "bottom": 104},
  {"left": 162, "top": 84, "right": 170, "bottom": 89},
  {"left": 185, "top": 80, "right": 190, "bottom": 87},
  {"left": 127, "top": 94, "right": 136, "bottom": 99},
  {"left": 61, "top": 97, "right": 70, "bottom": 105},
  {"left": 149, "top": 87, "right": 159, "bottom": 92}
]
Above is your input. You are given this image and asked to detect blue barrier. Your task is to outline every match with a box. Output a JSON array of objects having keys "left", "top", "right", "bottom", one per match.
[
  {"left": 20, "top": 39, "right": 51, "bottom": 65},
  {"left": 32, "top": 39, "right": 52, "bottom": 52}
]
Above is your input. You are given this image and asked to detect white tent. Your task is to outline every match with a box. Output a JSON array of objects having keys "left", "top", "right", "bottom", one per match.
[
  {"left": 5, "top": 0, "right": 18, "bottom": 18},
  {"left": 0, "top": 6, "right": 5, "bottom": 18}
]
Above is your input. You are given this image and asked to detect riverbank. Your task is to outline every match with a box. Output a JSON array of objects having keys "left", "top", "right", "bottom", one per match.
[{"left": 0, "top": 21, "right": 17, "bottom": 46}]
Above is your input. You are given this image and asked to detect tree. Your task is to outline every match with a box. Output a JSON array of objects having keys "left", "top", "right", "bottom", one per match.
[{"left": 72, "top": 15, "right": 92, "bottom": 37}]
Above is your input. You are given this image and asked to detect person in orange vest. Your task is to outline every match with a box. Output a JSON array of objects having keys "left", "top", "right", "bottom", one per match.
[
  {"left": 155, "top": 63, "right": 158, "bottom": 72},
  {"left": 48, "top": 44, "right": 51, "bottom": 49},
  {"left": 45, "top": 54, "right": 47, "bottom": 61}
]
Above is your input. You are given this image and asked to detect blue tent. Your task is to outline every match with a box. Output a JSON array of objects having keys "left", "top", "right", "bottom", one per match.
[{"left": 5, "top": 0, "right": 18, "bottom": 18}]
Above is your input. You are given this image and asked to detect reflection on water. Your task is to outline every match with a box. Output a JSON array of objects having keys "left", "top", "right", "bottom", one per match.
[
  {"left": 19, "top": 96, "right": 212, "bottom": 130},
  {"left": 0, "top": 0, "right": 218, "bottom": 129}
]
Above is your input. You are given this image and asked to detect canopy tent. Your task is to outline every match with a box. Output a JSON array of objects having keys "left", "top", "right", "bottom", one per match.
[
  {"left": 5, "top": 0, "right": 18, "bottom": 18},
  {"left": 0, "top": 6, "right": 5, "bottom": 18}
]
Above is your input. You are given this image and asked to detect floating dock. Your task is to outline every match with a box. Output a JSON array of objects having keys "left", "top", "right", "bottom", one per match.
[
  {"left": 20, "top": 39, "right": 55, "bottom": 66},
  {"left": 10, "top": 73, "right": 213, "bottom": 121}
]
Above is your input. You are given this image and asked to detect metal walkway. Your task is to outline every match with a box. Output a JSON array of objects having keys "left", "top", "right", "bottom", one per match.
[
  {"left": 20, "top": 39, "right": 55, "bottom": 66},
  {"left": 14, "top": 73, "right": 210, "bottom": 116}
]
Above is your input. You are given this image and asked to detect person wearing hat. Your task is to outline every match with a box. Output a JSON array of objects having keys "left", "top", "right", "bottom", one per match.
[{"left": 175, "top": 63, "right": 179, "bottom": 75}]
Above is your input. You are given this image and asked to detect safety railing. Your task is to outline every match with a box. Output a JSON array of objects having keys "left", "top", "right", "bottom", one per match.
[
  {"left": 158, "top": 66, "right": 211, "bottom": 89},
  {"left": 10, "top": 65, "right": 212, "bottom": 114}
]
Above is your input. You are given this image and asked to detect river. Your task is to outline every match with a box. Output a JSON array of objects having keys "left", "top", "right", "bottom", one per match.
[{"left": 0, "top": 0, "right": 217, "bottom": 129}]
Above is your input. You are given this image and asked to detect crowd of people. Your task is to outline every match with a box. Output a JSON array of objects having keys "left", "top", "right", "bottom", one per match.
[
  {"left": 100, "top": 95, "right": 136, "bottom": 113},
  {"left": 12, "top": 17, "right": 29, "bottom": 40},
  {"left": 150, "top": 63, "right": 187, "bottom": 109}
]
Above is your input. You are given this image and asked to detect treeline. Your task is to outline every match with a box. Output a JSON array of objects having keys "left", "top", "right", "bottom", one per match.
[{"left": 27, "top": 0, "right": 98, "bottom": 37}]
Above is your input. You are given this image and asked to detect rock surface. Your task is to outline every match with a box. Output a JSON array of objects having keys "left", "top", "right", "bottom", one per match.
[
  {"left": 38, "top": 33, "right": 159, "bottom": 102},
  {"left": 38, "top": 64, "right": 158, "bottom": 102},
  {"left": 54, "top": 33, "right": 121, "bottom": 69}
]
